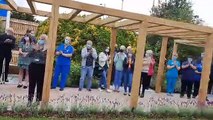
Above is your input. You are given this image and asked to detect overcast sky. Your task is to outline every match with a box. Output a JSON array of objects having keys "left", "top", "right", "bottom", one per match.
[{"left": 14, "top": 0, "right": 213, "bottom": 27}]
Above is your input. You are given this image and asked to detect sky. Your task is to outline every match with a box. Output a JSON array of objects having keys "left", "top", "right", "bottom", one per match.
[{"left": 13, "top": 0, "right": 213, "bottom": 27}]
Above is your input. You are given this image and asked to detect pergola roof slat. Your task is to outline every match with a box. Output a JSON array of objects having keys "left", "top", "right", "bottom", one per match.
[
  {"left": 147, "top": 26, "right": 174, "bottom": 32},
  {"left": 84, "top": 13, "right": 102, "bottom": 23},
  {"left": 27, "top": 0, "right": 37, "bottom": 14},
  {"left": 6, "top": 0, "right": 17, "bottom": 10},
  {"left": 69, "top": 9, "right": 81, "bottom": 20},
  {"left": 89, "top": 17, "right": 122, "bottom": 26}
]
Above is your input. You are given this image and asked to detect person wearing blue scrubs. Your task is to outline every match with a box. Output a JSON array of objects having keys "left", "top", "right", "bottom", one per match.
[
  {"left": 166, "top": 53, "right": 180, "bottom": 96},
  {"left": 52, "top": 37, "right": 74, "bottom": 91}
]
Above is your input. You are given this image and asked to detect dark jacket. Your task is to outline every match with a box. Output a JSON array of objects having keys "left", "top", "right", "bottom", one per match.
[
  {"left": 28, "top": 50, "right": 47, "bottom": 64},
  {"left": 210, "top": 63, "right": 213, "bottom": 81},
  {"left": 123, "top": 55, "right": 135, "bottom": 72},
  {"left": 0, "top": 33, "right": 16, "bottom": 57}
]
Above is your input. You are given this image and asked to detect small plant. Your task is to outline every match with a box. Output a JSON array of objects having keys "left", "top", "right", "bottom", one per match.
[
  {"left": 178, "top": 108, "right": 193, "bottom": 118},
  {"left": 12, "top": 104, "right": 27, "bottom": 113},
  {"left": 150, "top": 106, "right": 178, "bottom": 118},
  {"left": 0, "top": 102, "right": 8, "bottom": 113},
  {"left": 201, "top": 107, "right": 213, "bottom": 119},
  {"left": 133, "top": 107, "right": 147, "bottom": 117}
]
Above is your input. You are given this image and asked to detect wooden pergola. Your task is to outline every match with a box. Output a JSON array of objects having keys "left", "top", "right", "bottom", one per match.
[{"left": 1, "top": 0, "right": 213, "bottom": 109}]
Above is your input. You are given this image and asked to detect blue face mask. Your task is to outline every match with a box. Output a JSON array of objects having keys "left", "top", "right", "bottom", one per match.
[
  {"left": 38, "top": 39, "right": 45, "bottom": 46},
  {"left": 172, "top": 56, "right": 177, "bottom": 60}
]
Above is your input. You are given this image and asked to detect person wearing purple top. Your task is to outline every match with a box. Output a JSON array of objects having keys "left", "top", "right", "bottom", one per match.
[{"left": 180, "top": 57, "right": 196, "bottom": 99}]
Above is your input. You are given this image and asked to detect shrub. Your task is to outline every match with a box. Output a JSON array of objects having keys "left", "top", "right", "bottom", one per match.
[{"left": 0, "top": 103, "right": 8, "bottom": 113}]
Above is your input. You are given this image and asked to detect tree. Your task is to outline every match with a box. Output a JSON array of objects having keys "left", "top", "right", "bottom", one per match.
[
  {"left": 149, "top": 0, "right": 203, "bottom": 61},
  {"left": 11, "top": 11, "right": 37, "bottom": 22}
]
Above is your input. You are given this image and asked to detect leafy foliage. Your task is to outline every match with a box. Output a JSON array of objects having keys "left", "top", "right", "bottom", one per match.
[{"left": 11, "top": 11, "right": 37, "bottom": 22}]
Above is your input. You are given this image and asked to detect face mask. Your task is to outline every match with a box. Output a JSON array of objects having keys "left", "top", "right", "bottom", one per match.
[
  {"left": 128, "top": 53, "right": 132, "bottom": 57},
  {"left": 188, "top": 58, "right": 192, "bottom": 63},
  {"left": 105, "top": 49, "right": 109, "bottom": 53},
  {"left": 38, "top": 39, "right": 45, "bottom": 46},
  {"left": 173, "top": 56, "right": 177, "bottom": 60},
  {"left": 64, "top": 39, "right": 70, "bottom": 45},
  {"left": 25, "top": 37, "right": 30, "bottom": 41},
  {"left": 201, "top": 53, "right": 204, "bottom": 58},
  {"left": 87, "top": 44, "right": 92, "bottom": 49}
]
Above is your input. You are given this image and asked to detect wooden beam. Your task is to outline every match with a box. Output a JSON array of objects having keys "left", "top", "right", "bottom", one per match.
[
  {"left": 85, "top": 13, "right": 102, "bottom": 23},
  {"left": 147, "top": 26, "right": 174, "bottom": 32},
  {"left": 107, "top": 28, "right": 117, "bottom": 89},
  {"left": 69, "top": 9, "right": 81, "bottom": 20},
  {"left": 27, "top": 0, "right": 37, "bottom": 14},
  {"left": 155, "top": 37, "right": 168, "bottom": 93},
  {"left": 6, "top": 0, "right": 17, "bottom": 10},
  {"left": 17, "top": 7, "right": 51, "bottom": 17},
  {"left": 112, "top": 20, "right": 140, "bottom": 28},
  {"left": 198, "top": 34, "right": 213, "bottom": 106},
  {"left": 172, "top": 42, "right": 178, "bottom": 57},
  {"left": 152, "top": 29, "right": 189, "bottom": 34},
  {"left": 90, "top": 17, "right": 122, "bottom": 26},
  {"left": 32, "top": 0, "right": 213, "bottom": 33},
  {"left": 159, "top": 31, "right": 208, "bottom": 36},
  {"left": 0, "top": 4, "right": 12, "bottom": 10},
  {"left": 41, "top": 0, "right": 59, "bottom": 108},
  {"left": 130, "top": 21, "right": 148, "bottom": 109}
]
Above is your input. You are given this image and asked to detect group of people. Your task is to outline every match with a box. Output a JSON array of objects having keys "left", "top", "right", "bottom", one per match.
[
  {"left": 0, "top": 28, "right": 47, "bottom": 106},
  {"left": 1, "top": 27, "right": 213, "bottom": 107},
  {"left": 165, "top": 53, "right": 213, "bottom": 100}
]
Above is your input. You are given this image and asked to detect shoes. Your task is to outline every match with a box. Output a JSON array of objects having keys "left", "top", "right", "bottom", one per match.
[
  {"left": 206, "top": 98, "right": 209, "bottom": 101},
  {"left": 106, "top": 89, "right": 112, "bottom": 93},
  {"left": 23, "top": 86, "right": 28, "bottom": 89},
  {"left": 51, "top": 87, "right": 56, "bottom": 89},
  {"left": 78, "top": 88, "right": 82, "bottom": 91},
  {"left": 88, "top": 89, "right": 92, "bottom": 92},
  {"left": 140, "top": 94, "right": 144, "bottom": 98},
  {"left": 98, "top": 88, "right": 103, "bottom": 92},
  {"left": 5, "top": 79, "right": 9, "bottom": 82},
  {"left": 180, "top": 95, "right": 184, "bottom": 98},
  {"left": 17, "top": 84, "right": 23, "bottom": 88},
  {"left": 187, "top": 96, "right": 191, "bottom": 99},
  {"left": 59, "top": 88, "right": 64, "bottom": 91},
  {"left": 192, "top": 96, "right": 196, "bottom": 98},
  {"left": 167, "top": 93, "right": 173, "bottom": 96},
  {"left": 124, "top": 92, "right": 127, "bottom": 96},
  {"left": 128, "top": 93, "right": 131, "bottom": 96}
]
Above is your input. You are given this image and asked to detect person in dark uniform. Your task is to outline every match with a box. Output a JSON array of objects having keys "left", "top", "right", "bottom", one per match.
[
  {"left": 27, "top": 34, "right": 47, "bottom": 107},
  {"left": 0, "top": 28, "right": 16, "bottom": 82}
]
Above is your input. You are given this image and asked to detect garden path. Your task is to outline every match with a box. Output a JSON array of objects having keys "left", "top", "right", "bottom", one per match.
[{"left": 0, "top": 74, "right": 212, "bottom": 111}]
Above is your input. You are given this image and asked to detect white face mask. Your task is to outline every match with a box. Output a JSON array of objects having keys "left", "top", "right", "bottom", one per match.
[
  {"left": 64, "top": 39, "right": 70, "bottom": 45},
  {"left": 87, "top": 44, "right": 92, "bottom": 49}
]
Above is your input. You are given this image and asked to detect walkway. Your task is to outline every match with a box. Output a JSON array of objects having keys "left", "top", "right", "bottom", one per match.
[{"left": 0, "top": 74, "right": 212, "bottom": 111}]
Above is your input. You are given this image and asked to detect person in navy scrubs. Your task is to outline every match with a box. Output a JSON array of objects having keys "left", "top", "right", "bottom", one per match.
[
  {"left": 166, "top": 53, "right": 180, "bottom": 96},
  {"left": 180, "top": 56, "right": 196, "bottom": 99},
  {"left": 51, "top": 37, "right": 74, "bottom": 91}
]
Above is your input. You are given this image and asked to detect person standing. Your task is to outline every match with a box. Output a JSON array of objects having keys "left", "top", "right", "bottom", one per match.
[
  {"left": 98, "top": 47, "right": 111, "bottom": 92},
  {"left": 27, "top": 34, "right": 47, "bottom": 107},
  {"left": 123, "top": 51, "right": 135, "bottom": 96},
  {"left": 208, "top": 63, "right": 213, "bottom": 95},
  {"left": 17, "top": 35, "right": 33, "bottom": 89},
  {"left": 166, "top": 53, "right": 180, "bottom": 96},
  {"left": 0, "top": 28, "right": 16, "bottom": 82},
  {"left": 139, "top": 50, "right": 154, "bottom": 98},
  {"left": 180, "top": 57, "right": 196, "bottom": 99},
  {"left": 193, "top": 60, "right": 202, "bottom": 98},
  {"left": 79, "top": 40, "right": 97, "bottom": 91},
  {"left": 113, "top": 45, "right": 126, "bottom": 92},
  {"left": 51, "top": 37, "right": 74, "bottom": 91}
]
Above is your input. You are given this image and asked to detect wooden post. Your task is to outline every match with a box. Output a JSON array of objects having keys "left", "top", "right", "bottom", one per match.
[
  {"left": 107, "top": 28, "right": 117, "bottom": 89},
  {"left": 130, "top": 21, "right": 147, "bottom": 109},
  {"left": 155, "top": 37, "right": 168, "bottom": 93},
  {"left": 198, "top": 34, "right": 213, "bottom": 106},
  {"left": 172, "top": 42, "right": 178, "bottom": 55},
  {"left": 41, "top": 0, "right": 59, "bottom": 108}
]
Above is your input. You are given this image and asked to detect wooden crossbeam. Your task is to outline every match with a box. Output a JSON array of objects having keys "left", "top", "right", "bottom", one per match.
[
  {"left": 27, "top": 0, "right": 37, "bottom": 14},
  {"left": 69, "top": 10, "right": 81, "bottom": 20},
  {"left": 6, "top": 0, "right": 17, "bottom": 10},
  {"left": 90, "top": 17, "right": 122, "bottom": 25},
  {"left": 158, "top": 31, "right": 208, "bottom": 36},
  {"left": 113, "top": 20, "right": 140, "bottom": 28},
  {"left": 151, "top": 29, "right": 189, "bottom": 34},
  {"left": 32, "top": 0, "right": 213, "bottom": 33},
  {"left": 147, "top": 26, "right": 174, "bottom": 32},
  {"left": 84, "top": 13, "right": 102, "bottom": 23}
]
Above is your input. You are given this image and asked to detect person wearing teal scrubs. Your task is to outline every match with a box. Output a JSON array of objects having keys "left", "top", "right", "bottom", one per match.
[
  {"left": 166, "top": 53, "right": 180, "bottom": 96},
  {"left": 51, "top": 37, "right": 74, "bottom": 91}
]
